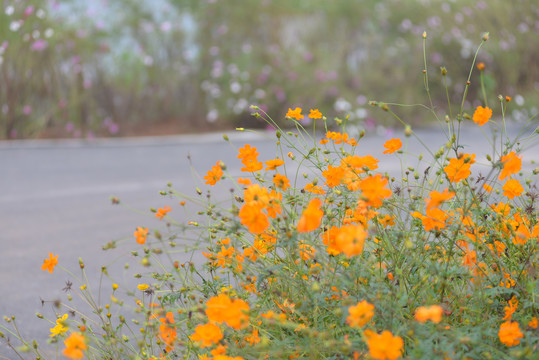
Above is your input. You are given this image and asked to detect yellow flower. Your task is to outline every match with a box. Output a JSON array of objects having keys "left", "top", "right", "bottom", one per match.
[
  {"left": 137, "top": 284, "right": 149, "bottom": 291},
  {"left": 50, "top": 314, "right": 69, "bottom": 337}
]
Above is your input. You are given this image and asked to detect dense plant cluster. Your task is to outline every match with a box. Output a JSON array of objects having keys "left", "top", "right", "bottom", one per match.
[
  {"left": 2, "top": 34, "right": 539, "bottom": 360},
  {"left": 1, "top": 0, "right": 538, "bottom": 138}
]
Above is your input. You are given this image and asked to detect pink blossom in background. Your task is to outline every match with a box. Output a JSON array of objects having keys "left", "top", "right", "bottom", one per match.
[
  {"left": 326, "top": 86, "right": 339, "bottom": 97},
  {"left": 274, "top": 88, "right": 286, "bottom": 102},
  {"left": 1, "top": 41, "right": 8, "bottom": 51},
  {"left": 23, "top": 105, "right": 32, "bottom": 115},
  {"left": 65, "top": 122, "right": 75, "bottom": 132},
  {"left": 315, "top": 70, "right": 326, "bottom": 82},
  {"left": 108, "top": 123, "right": 119, "bottom": 134},
  {"left": 287, "top": 72, "right": 298, "bottom": 81},
  {"left": 327, "top": 71, "right": 338, "bottom": 81},
  {"left": 364, "top": 117, "right": 376, "bottom": 131},
  {"left": 383, "top": 127, "right": 395, "bottom": 138},
  {"left": 303, "top": 52, "right": 313, "bottom": 62},
  {"left": 24, "top": 6, "right": 34, "bottom": 17},
  {"left": 30, "top": 39, "right": 48, "bottom": 52},
  {"left": 9, "top": 129, "right": 17, "bottom": 139},
  {"left": 160, "top": 21, "right": 172, "bottom": 32}
]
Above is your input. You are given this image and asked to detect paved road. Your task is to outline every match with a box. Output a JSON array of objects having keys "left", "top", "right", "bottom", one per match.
[{"left": 1, "top": 122, "right": 537, "bottom": 358}]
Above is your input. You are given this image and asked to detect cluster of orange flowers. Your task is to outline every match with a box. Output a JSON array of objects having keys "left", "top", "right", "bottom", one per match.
[{"left": 39, "top": 102, "right": 537, "bottom": 359}]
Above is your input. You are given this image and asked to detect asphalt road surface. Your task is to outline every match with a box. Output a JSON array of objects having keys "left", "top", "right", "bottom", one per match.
[{"left": 1, "top": 122, "right": 537, "bottom": 359}]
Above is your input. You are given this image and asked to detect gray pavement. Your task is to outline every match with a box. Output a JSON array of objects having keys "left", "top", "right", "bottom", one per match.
[{"left": 1, "top": 122, "right": 537, "bottom": 359}]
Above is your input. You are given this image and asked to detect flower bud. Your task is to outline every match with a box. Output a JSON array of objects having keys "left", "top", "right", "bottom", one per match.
[{"left": 404, "top": 126, "right": 412, "bottom": 137}]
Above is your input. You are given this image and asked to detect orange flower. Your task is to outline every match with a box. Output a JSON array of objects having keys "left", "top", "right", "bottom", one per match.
[
  {"left": 265, "top": 158, "right": 284, "bottom": 171},
  {"left": 204, "top": 161, "right": 224, "bottom": 185},
  {"left": 502, "top": 179, "right": 523, "bottom": 199},
  {"left": 503, "top": 298, "right": 518, "bottom": 321},
  {"left": 304, "top": 183, "right": 326, "bottom": 195},
  {"left": 413, "top": 208, "right": 448, "bottom": 231},
  {"left": 190, "top": 322, "right": 223, "bottom": 348},
  {"left": 425, "top": 188, "right": 455, "bottom": 210},
  {"left": 155, "top": 206, "right": 171, "bottom": 219},
  {"left": 499, "top": 152, "right": 522, "bottom": 180},
  {"left": 309, "top": 109, "right": 322, "bottom": 119},
  {"left": 346, "top": 300, "right": 375, "bottom": 328},
  {"left": 334, "top": 224, "right": 367, "bottom": 257},
  {"left": 444, "top": 157, "right": 471, "bottom": 183},
  {"left": 273, "top": 173, "right": 290, "bottom": 191},
  {"left": 483, "top": 183, "right": 493, "bottom": 193},
  {"left": 358, "top": 174, "right": 392, "bottom": 208},
  {"left": 477, "top": 62, "right": 485, "bottom": 71},
  {"left": 241, "top": 158, "right": 263, "bottom": 172},
  {"left": 41, "top": 253, "right": 58, "bottom": 273},
  {"left": 473, "top": 105, "right": 492, "bottom": 126},
  {"left": 297, "top": 198, "right": 324, "bottom": 233},
  {"left": 462, "top": 249, "right": 477, "bottom": 268},
  {"left": 238, "top": 145, "right": 262, "bottom": 172},
  {"left": 286, "top": 107, "right": 303, "bottom": 120},
  {"left": 239, "top": 202, "right": 269, "bottom": 234},
  {"left": 62, "top": 332, "right": 86, "bottom": 360},
  {"left": 323, "top": 165, "right": 345, "bottom": 187},
  {"left": 364, "top": 330, "right": 404, "bottom": 360},
  {"left": 298, "top": 242, "right": 316, "bottom": 261},
  {"left": 321, "top": 226, "right": 341, "bottom": 255},
  {"left": 215, "top": 246, "right": 236, "bottom": 268},
  {"left": 491, "top": 201, "right": 511, "bottom": 217},
  {"left": 244, "top": 184, "right": 270, "bottom": 207},
  {"left": 267, "top": 190, "right": 283, "bottom": 218},
  {"left": 414, "top": 305, "right": 443, "bottom": 323},
  {"left": 238, "top": 177, "right": 252, "bottom": 186},
  {"left": 383, "top": 138, "right": 402, "bottom": 154},
  {"left": 159, "top": 312, "right": 177, "bottom": 352},
  {"left": 237, "top": 144, "right": 259, "bottom": 162},
  {"left": 528, "top": 317, "right": 538, "bottom": 329},
  {"left": 211, "top": 344, "right": 228, "bottom": 356},
  {"left": 134, "top": 227, "right": 148, "bottom": 244},
  {"left": 498, "top": 321, "right": 523, "bottom": 347},
  {"left": 341, "top": 155, "right": 379, "bottom": 172},
  {"left": 205, "top": 294, "right": 250, "bottom": 329},
  {"left": 245, "top": 329, "right": 260, "bottom": 345}
]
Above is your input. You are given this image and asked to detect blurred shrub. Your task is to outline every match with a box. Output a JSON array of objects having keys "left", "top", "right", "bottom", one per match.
[{"left": 0, "top": 0, "right": 537, "bottom": 139}]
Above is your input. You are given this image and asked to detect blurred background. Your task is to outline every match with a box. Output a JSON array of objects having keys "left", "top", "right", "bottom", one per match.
[{"left": 0, "top": 0, "right": 537, "bottom": 140}]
